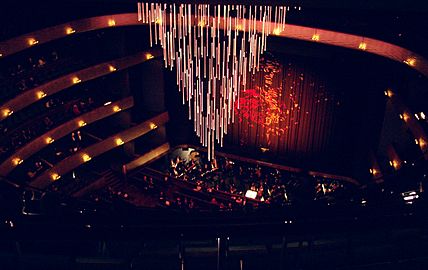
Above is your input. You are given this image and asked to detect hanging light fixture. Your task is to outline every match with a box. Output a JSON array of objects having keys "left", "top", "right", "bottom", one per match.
[{"left": 138, "top": 3, "right": 287, "bottom": 159}]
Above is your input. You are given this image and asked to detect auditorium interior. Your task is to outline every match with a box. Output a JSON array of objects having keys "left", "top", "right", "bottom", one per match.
[{"left": 1, "top": 0, "right": 428, "bottom": 269}]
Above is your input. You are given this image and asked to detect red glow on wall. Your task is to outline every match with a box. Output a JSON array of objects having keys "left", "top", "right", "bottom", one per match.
[{"left": 229, "top": 55, "right": 340, "bottom": 159}]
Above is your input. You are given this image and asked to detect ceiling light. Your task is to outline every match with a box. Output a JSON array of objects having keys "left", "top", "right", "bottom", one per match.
[
  {"left": 273, "top": 28, "right": 282, "bottom": 35},
  {"left": 108, "top": 19, "right": 116, "bottom": 26},
  {"left": 403, "top": 57, "right": 416, "bottom": 66},
  {"left": 311, "top": 34, "right": 320, "bottom": 41},
  {"left": 358, "top": 42, "right": 367, "bottom": 50}
]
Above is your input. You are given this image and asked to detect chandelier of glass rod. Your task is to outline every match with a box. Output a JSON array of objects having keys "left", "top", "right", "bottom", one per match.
[{"left": 137, "top": 3, "right": 287, "bottom": 160}]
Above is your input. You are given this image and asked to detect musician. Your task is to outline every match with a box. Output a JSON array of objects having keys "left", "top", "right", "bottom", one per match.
[
  {"left": 169, "top": 158, "right": 178, "bottom": 175},
  {"left": 170, "top": 156, "right": 186, "bottom": 177},
  {"left": 211, "top": 157, "right": 218, "bottom": 170}
]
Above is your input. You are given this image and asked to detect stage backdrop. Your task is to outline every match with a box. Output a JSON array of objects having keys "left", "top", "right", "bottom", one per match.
[{"left": 226, "top": 53, "right": 343, "bottom": 164}]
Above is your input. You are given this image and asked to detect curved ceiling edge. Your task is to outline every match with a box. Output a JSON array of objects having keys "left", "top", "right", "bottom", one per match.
[{"left": 1, "top": 13, "right": 427, "bottom": 77}]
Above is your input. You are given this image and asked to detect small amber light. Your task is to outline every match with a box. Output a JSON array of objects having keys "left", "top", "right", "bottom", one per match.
[
  {"left": 311, "top": 34, "right": 320, "bottom": 41},
  {"left": 2, "top": 108, "right": 13, "bottom": 117},
  {"left": 108, "top": 19, "right": 116, "bottom": 26},
  {"left": 371, "top": 169, "right": 378, "bottom": 175},
  {"left": 384, "top": 89, "right": 393, "bottom": 98},
  {"left": 115, "top": 138, "right": 124, "bottom": 146},
  {"left": 51, "top": 173, "right": 61, "bottom": 181},
  {"left": 419, "top": 138, "right": 427, "bottom": 148},
  {"left": 45, "top": 137, "right": 54, "bottom": 144},
  {"left": 113, "top": 105, "right": 121, "bottom": 112},
  {"left": 28, "top": 38, "right": 39, "bottom": 46},
  {"left": 72, "top": 77, "right": 81, "bottom": 84},
  {"left": 36, "top": 91, "right": 46, "bottom": 99},
  {"left": 198, "top": 20, "right": 206, "bottom": 27},
  {"left": 66, "top": 27, "right": 76, "bottom": 35},
  {"left": 12, "top": 157, "right": 23, "bottom": 166},
  {"left": 273, "top": 28, "right": 282, "bottom": 35},
  {"left": 145, "top": 53, "right": 154, "bottom": 60},
  {"left": 390, "top": 160, "right": 400, "bottom": 170},
  {"left": 82, "top": 153, "right": 92, "bottom": 162},
  {"left": 402, "top": 112, "right": 410, "bottom": 122},
  {"left": 404, "top": 57, "right": 416, "bottom": 66},
  {"left": 358, "top": 42, "right": 367, "bottom": 50},
  {"left": 78, "top": 120, "right": 87, "bottom": 127}
]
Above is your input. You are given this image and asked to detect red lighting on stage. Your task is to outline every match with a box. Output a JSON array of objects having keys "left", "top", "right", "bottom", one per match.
[
  {"left": 236, "top": 58, "right": 290, "bottom": 139},
  {"left": 230, "top": 55, "right": 339, "bottom": 157},
  {"left": 235, "top": 88, "right": 289, "bottom": 138}
]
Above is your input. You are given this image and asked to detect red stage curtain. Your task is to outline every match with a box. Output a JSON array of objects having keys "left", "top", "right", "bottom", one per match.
[{"left": 227, "top": 55, "right": 342, "bottom": 162}]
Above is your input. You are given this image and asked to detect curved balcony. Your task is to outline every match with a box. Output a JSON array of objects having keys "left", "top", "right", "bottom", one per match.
[
  {"left": 30, "top": 112, "right": 169, "bottom": 189},
  {"left": 0, "top": 97, "right": 134, "bottom": 176},
  {"left": 0, "top": 13, "right": 141, "bottom": 57},
  {"left": 0, "top": 50, "right": 160, "bottom": 122},
  {"left": 0, "top": 30, "right": 129, "bottom": 103}
]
